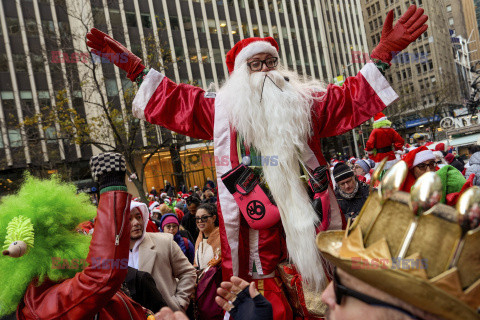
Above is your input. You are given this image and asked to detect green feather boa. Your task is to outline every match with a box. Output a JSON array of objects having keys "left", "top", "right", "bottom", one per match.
[{"left": 0, "top": 174, "right": 96, "bottom": 316}]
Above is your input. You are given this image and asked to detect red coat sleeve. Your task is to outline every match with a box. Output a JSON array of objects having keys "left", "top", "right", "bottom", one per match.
[
  {"left": 132, "top": 69, "right": 215, "bottom": 140},
  {"left": 20, "top": 191, "right": 134, "bottom": 319},
  {"left": 392, "top": 129, "right": 405, "bottom": 150},
  {"left": 365, "top": 129, "right": 377, "bottom": 151},
  {"left": 312, "top": 63, "right": 398, "bottom": 138}
]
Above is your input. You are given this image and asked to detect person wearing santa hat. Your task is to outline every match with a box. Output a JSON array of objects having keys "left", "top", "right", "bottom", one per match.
[
  {"left": 401, "top": 147, "right": 466, "bottom": 204},
  {"left": 365, "top": 112, "right": 405, "bottom": 170},
  {"left": 87, "top": 6, "right": 427, "bottom": 318}
]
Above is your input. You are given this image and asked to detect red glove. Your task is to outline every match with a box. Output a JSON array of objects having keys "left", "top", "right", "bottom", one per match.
[
  {"left": 371, "top": 5, "right": 428, "bottom": 64},
  {"left": 86, "top": 28, "right": 145, "bottom": 81}
]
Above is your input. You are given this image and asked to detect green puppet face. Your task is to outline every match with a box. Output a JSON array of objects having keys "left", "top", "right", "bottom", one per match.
[{"left": 0, "top": 174, "right": 96, "bottom": 316}]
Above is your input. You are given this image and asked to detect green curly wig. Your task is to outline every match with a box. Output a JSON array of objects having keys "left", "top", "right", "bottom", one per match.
[
  {"left": 0, "top": 174, "right": 96, "bottom": 316},
  {"left": 373, "top": 119, "right": 392, "bottom": 129}
]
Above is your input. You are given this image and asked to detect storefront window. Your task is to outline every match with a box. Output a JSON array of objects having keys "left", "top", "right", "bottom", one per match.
[{"left": 143, "top": 145, "right": 216, "bottom": 192}]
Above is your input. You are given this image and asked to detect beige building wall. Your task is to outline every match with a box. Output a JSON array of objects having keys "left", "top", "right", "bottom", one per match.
[
  {"left": 361, "top": 0, "right": 462, "bottom": 132},
  {"left": 462, "top": 0, "right": 480, "bottom": 63}
]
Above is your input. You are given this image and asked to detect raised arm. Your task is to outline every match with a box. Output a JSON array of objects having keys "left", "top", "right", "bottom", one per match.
[
  {"left": 312, "top": 5, "right": 427, "bottom": 138},
  {"left": 132, "top": 70, "right": 215, "bottom": 140},
  {"left": 86, "top": 28, "right": 214, "bottom": 140},
  {"left": 312, "top": 63, "right": 398, "bottom": 138},
  {"left": 21, "top": 153, "right": 133, "bottom": 319}
]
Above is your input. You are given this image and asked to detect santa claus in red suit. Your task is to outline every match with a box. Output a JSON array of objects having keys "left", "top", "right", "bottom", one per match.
[
  {"left": 87, "top": 5, "right": 427, "bottom": 318},
  {"left": 365, "top": 112, "right": 405, "bottom": 170}
]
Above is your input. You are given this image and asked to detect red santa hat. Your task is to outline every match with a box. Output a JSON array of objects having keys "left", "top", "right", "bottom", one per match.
[
  {"left": 401, "top": 146, "right": 436, "bottom": 192},
  {"left": 435, "top": 143, "right": 445, "bottom": 152},
  {"left": 402, "top": 146, "right": 435, "bottom": 169},
  {"left": 374, "top": 112, "right": 388, "bottom": 123},
  {"left": 226, "top": 37, "right": 279, "bottom": 73}
]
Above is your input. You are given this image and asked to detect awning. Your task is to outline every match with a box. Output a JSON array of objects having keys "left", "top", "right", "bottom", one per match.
[{"left": 449, "top": 133, "right": 480, "bottom": 147}]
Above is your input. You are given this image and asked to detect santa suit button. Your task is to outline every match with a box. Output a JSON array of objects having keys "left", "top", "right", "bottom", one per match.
[{"left": 242, "top": 156, "right": 251, "bottom": 165}]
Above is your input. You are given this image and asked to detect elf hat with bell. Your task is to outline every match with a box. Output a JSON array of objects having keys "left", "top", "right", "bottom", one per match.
[{"left": 226, "top": 37, "right": 279, "bottom": 73}]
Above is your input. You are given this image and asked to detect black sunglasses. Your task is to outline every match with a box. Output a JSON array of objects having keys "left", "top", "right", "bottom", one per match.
[
  {"left": 415, "top": 161, "right": 436, "bottom": 171},
  {"left": 333, "top": 268, "right": 423, "bottom": 320},
  {"left": 247, "top": 57, "right": 278, "bottom": 71},
  {"left": 195, "top": 215, "right": 212, "bottom": 223}
]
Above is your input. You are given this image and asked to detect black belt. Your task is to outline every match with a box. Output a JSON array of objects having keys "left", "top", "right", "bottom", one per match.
[{"left": 376, "top": 146, "right": 393, "bottom": 153}]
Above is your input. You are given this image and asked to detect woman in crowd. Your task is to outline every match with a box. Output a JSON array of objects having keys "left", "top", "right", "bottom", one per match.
[
  {"left": 160, "top": 213, "right": 195, "bottom": 264},
  {"left": 194, "top": 203, "right": 221, "bottom": 269},
  {"left": 193, "top": 203, "right": 223, "bottom": 319},
  {"left": 353, "top": 159, "right": 372, "bottom": 184}
]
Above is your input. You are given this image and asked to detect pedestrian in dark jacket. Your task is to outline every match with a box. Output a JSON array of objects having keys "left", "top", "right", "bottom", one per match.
[
  {"left": 333, "top": 162, "right": 370, "bottom": 221},
  {"left": 182, "top": 195, "right": 201, "bottom": 241},
  {"left": 445, "top": 153, "right": 464, "bottom": 173}
]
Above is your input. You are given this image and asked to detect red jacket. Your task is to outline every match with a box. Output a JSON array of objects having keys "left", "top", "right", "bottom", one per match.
[
  {"left": 17, "top": 191, "right": 147, "bottom": 320},
  {"left": 365, "top": 127, "right": 404, "bottom": 163},
  {"left": 131, "top": 63, "right": 398, "bottom": 281}
]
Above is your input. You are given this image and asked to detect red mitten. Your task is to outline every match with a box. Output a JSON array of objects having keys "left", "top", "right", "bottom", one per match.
[
  {"left": 86, "top": 28, "right": 145, "bottom": 81},
  {"left": 371, "top": 5, "right": 428, "bottom": 64}
]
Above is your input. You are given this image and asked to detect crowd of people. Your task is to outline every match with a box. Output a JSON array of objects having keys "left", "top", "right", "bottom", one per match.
[
  {"left": 2, "top": 4, "right": 479, "bottom": 320},
  {"left": 329, "top": 132, "right": 480, "bottom": 222}
]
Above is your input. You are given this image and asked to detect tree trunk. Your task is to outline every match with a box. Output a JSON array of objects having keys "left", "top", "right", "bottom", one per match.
[
  {"left": 131, "top": 177, "right": 148, "bottom": 205},
  {"left": 170, "top": 143, "right": 185, "bottom": 189}
]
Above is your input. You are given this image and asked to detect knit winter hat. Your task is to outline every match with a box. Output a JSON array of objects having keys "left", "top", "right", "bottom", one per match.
[
  {"left": 356, "top": 159, "right": 371, "bottom": 174},
  {"left": 225, "top": 37, "right": 279, "bottom": 73},
  {"left": 444, "top": 153, "right": 455, "bottom": 164},
  {"left": 333, "top": 162, "right": 354, "bottom": 183},
  {"left": 160, "top": 214, "right": 179, "bottom": 230}
]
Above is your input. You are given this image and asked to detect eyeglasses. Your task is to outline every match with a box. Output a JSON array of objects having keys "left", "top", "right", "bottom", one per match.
[
  {"left": 415, "top": 161, "right": 436, "bottom": 171},
  {"left": 333, "top": 268, "right": 423, "bottom": 320},
  {"left": 247, "top": 57, "right": 278, "bottom": 72},
  {"left": 195, "top": 215, "right": 212, "bottom": 223}
]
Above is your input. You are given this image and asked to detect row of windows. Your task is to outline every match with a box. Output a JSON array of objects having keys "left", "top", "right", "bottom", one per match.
[
  {"left": 366, "top": 2, "right": 381, "bottom": 17},
  {"left": 384, "top": 0, "right": 400, "bottom": 7},
  {"left": 6, "top": 17, "right": 70, "bottom": 37},
  {"left": 0, "top": 90, "right": 82, "bottom": 100},
  {"left": 416, "top": 60, "right": 434, "bottom": 74}
]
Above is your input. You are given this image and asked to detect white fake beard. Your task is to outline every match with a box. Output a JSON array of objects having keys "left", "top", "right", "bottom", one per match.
[{"left": 218, "top": 64, "right": 328, "bottom": 289}]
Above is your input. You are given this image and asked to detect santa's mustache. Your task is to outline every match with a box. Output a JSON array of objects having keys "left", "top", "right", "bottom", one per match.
[{"left": 250, "top": 70, "right": 288, "bottom": 102}]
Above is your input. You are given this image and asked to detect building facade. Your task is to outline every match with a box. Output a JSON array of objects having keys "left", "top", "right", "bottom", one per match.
[
  {"left": 361, "top": 0, "right": 469, "bottom": 141},
  {"left": 0, "top": 0, "right": 369, "bottom": 196}
]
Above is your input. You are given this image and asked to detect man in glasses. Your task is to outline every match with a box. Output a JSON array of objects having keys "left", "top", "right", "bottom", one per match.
[{"left": 87, "top": 5, "right": 427, "bottom": 317}]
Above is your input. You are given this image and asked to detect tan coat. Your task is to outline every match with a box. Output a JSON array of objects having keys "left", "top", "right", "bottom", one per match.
[{"left": 138, "top": 232, "right": 196, "bottom": 311}]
